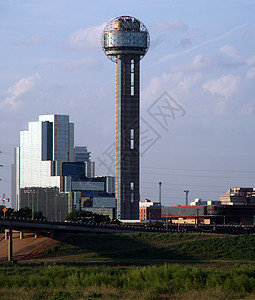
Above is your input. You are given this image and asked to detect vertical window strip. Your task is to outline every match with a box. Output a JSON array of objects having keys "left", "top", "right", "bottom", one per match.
[{"left": 131, "top": 59, "right": 134, "bottom": 96}]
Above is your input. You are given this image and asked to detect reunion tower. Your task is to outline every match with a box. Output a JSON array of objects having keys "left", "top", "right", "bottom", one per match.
[{"left": 102, "top": 16, "right": 150, "bottom": 219}]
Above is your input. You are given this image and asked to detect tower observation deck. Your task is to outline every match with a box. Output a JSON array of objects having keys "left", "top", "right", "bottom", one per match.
[{"left": 102, "top": 16, "right": 150, "bottom": 220}]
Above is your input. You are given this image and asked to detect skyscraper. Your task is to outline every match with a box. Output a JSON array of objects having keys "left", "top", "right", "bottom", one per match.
[
  {"left": 12, "top": 114, "right": 116, "bottom": 220},
  {"left": 74, "top": 146, "right": 95, "bottom": 177},
  {"left": 102, "top": 16, "right": 150, "bottom": 219},
  {"left": 13, "top": 115, "right": 74, "bottom": 213},
  {"left": 74, "top": 146, "right": 91, "bottom": 162}
]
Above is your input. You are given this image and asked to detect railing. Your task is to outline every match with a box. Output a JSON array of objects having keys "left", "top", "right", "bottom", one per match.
[{"left": 0, "top": 216, "right": 255, "bottom": 234}]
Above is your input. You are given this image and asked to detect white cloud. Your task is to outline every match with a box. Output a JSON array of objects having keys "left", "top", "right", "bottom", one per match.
[
  {"left": 67, "top": 23, "right": 106, "bottom": 50},
  {"left": 156, "top": 24, "right": 249, "bottom": 64},
  {"left": 171, "top": 54, "right": 205, "bottom": 72},
  {"left": 241, "top": 102, "right": 255, "bottom": 115},
  {"left": 0, "top": 73, "right": 41, "bottom": 110},
  {"left": 141, "top": 75, "right": 164, "bottom": 105},
  {"left": 176, "top": 30, "right": 198, "bottom": 48},
  {"left": 247, "top": 67, "right": 255, "bottom": 79},
  {"left": 243, "top": 28, "right": 255, "bottom": 40},
  {"left": 171, "top": 52, "right": 243, "bottom": 74},
  {"left": 150, "top": 20, "right": 190, "bottom": 49},
  {"left": 179, "top": 73, "right": 202, "bottom": 90},
  {"left": 202, "top": 74, "right": 240, "bottom": 98},
  {"left": 220, "top": 45, "right": 239, "bottom": 59},
  {"left": 247, "top": 53, "right": 255, "bottom": 66},
  {"left": 141, "top": 71, "right": 183, "bottom": 106}
]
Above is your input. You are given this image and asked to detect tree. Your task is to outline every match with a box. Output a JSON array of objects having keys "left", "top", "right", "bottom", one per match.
[
  {"left": 65, "top": 209, "right": 111, "bottom": 224},
  {"left": 11, "top": 207, "right": 45, "bottom": 220},
  {"left": 65, "top": 210, "right": 93, "bottom": 221}
]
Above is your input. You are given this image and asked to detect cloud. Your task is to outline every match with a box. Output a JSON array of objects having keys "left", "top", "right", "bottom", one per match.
[
  {"left": 142, "top": 74, "right": 165, "bottom": 105},
  {"left": 150, "top": 35, "right": 165, "bottom": 49},
  {"left": 156, "top": 24, "right": 249, "bottom": 65},
  {"left": 176, "top": 30, "right": 198, "bottom": 48},
  {"left": 247, "top": 67, "right": 255, "bottom": 79},
  {"left": 170, "top": 52, "right": 243, "bottom": 73},
  {"left": 241, "top": 102, "right": 255, "bottom": 115},
  {"left": 150, "top": 19, "right": 189, "bottom": 49},
  {"left": 246, "top": 53, "right": 255, "bottom": 78},
  {"left": 247, "top": 54, "right": 255, "bottom": 66},
  {"left": 220, "top": 45, "right": 239, "bottom": 59},
  {"left": 67, "top": 23, "right": 106, "bottom": 50},
  {"left": 171, "top": 54, "right": 205, "bottom": 72},
  {"left": 141, "top": 71, "right": 201, "bottom": 106},
  {"left": 144, "top": 45, "right": 251, "bottom": 117},
  {"left": 243, "top": 28, "right": 255, "bottom": 40},
  {"left": 179, "top": 73, "right": 202, "bottom": 91},
  {"left": 0, "top": 73, "right": 42, "bottom": 110},
  {"left": 202, "top": 74, "right": 240, "bottom": 98}
]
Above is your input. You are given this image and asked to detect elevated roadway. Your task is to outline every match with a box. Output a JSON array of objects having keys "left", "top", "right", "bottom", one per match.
[{"left": 1, "top": 217, "right": 255, "bottom": 261}]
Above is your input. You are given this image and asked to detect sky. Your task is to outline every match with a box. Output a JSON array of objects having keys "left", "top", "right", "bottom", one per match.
[{"left": 0, "top": 0, "right": 255, "bottom": 207}]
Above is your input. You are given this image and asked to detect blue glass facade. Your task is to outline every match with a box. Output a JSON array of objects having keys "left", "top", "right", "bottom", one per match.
[
  {"left": 104, "top": 31, "right": 147, "bottom": 48},
  {"left": 41, "top": 121, "right": 53, "bottom": 161}
]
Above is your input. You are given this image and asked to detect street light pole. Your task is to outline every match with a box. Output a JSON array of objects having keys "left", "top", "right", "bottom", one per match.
[
  {"left": 0, "top": 164, "right": 3, "bottom": 183},
  {"left": 32, "top": 189, "right": 34, "bottom": 220},
  {"left": 184, "top": 190, "right": 189, "bottom": 206},
  {"left": 159, "top": 182, "right": 162, "bottom": 206}
]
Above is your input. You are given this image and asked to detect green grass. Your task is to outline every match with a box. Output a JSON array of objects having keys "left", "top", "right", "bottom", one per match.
[
  {"left": 42, "top": 232, "right": 255, "bottom": 265},
  {"left": 1, "top": 264, "right": 255, "bottom": 299},
  {"left": 1, "top": 232, "right": 255, "bottom": 299}
]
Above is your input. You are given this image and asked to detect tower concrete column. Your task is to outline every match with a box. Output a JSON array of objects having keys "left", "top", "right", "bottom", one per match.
[
  {"left": 102, "top": 16, "right": 150, "bottom": 220},
  {"left": 116, "top": 56, "right": 140, "bottom": 219}
]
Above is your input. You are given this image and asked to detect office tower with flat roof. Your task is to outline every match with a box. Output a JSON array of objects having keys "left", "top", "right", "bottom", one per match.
[
  {"left": 13, "top": 114, "right": 74, "bottom": 217},
  {"left": 12, "top": 114, "right": 116, "bottom": 220},
  {"left": 74, "top": 146, "right": 91, "bottom": 162},
  {"left": 102, "top": 16, "right": 150, "bottom": 219}
]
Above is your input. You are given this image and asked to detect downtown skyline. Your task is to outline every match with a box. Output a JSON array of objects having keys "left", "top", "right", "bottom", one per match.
[{"left": 0, "top": 0, "right": 255, "bottom": 207}]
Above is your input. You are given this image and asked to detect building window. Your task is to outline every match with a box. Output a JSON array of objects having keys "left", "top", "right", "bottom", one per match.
[
  {"left": 130, "top": 182, "right": 134, "bottom": 202},
  {"left": 131, "top": 59, "right": 134, "bottom": 96},
  {"left": 130, "top": 129, "right": 134, "bottom": 149}
]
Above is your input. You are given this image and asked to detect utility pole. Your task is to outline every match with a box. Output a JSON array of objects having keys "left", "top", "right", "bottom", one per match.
[
  {"left": 184, "top": 190, "right": 189, "bottom": 206},
  {"left": 159, "top": 182, "right": 162, "bottom": 206},
  {"left": 0, "top": 163, "right": 3, "bottom": 195},
  {"left": 32, "top": 189, "right": 34, "bottom": 220}
]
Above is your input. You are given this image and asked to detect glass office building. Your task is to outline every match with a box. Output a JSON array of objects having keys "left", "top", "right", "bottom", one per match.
[
  {"left": 74, "top": 146, "right": 91, "bottom": 162},
  {"left": 12, "top": 114, "right": 117, "bottom": 220},
  {"left": 13, "top": 115, "right": 74, "bottom": 212}
]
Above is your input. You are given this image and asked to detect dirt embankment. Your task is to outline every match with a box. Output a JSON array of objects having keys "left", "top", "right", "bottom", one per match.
[{"left": 0, "top": 232, "right": 69, "bottom": 261}]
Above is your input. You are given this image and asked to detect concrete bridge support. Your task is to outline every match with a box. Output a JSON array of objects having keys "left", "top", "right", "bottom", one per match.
[{"left": 8, "top": 229, "right": 13, "bottom": 262}]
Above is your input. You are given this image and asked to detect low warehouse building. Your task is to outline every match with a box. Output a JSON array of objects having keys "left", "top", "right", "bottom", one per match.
[{"left": 162, "top": 205, "right": 255, "bottom": 225}]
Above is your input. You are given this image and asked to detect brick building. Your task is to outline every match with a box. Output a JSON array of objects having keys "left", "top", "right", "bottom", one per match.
[{"left": 139, "top": 199, "right": 161, "bottom": 221}]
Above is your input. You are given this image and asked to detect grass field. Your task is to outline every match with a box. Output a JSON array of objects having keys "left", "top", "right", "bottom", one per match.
[
  {"left": 43, "top": 232, "right": 255, "bottom": 265},
  {"left": 1, "top": 232, "right": 255, "bottom": 299}
]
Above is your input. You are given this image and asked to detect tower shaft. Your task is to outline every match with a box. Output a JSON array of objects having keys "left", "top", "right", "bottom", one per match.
[
  {"left": 102, "top": 15, "right": 149, "bottom": 220},
  {"left": 116, "top": 55, "right": 140, "bottom": 219}
]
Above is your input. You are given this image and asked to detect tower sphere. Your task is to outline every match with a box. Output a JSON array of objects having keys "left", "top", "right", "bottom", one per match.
[{"left": 101, "top": 16, "right": 150, "bottom": 62}]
